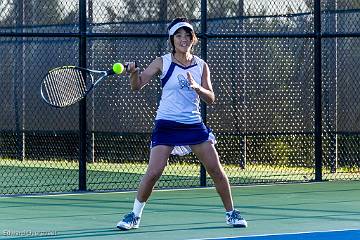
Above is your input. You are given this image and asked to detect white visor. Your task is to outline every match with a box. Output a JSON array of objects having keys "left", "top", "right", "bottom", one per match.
[{"left": 168, "top": 22, "right": 194, "bottom": 36}]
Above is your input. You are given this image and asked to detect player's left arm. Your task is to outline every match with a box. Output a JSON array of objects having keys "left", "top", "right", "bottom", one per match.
[{"left": 187, "top": 62, "right": 215, "bottom": 105}]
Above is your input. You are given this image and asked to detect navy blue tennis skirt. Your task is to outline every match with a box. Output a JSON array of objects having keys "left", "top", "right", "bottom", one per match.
[{"left": 150, "top": 119, "right": 215, "bottom": 155}]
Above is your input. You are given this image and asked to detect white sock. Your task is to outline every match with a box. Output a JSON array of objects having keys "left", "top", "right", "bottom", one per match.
[
  {"left": 132, "top": 198, "right": 146, "bottom": 218},
  {"left": 226, "top": 209, "right": 234, "bottom": 215}
]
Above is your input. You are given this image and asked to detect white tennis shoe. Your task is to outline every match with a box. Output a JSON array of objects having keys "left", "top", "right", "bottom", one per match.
[
  {"left": 116, "top": 212, "right": 140, "bottom": 230},
  {"left": 226, "top": 209, "right": 248, "bottom": 228}
]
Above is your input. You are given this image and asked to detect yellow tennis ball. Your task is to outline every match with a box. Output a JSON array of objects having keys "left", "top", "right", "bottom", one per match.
[{"left": 113, "top": 63, "right": 124, "bottom": 74}]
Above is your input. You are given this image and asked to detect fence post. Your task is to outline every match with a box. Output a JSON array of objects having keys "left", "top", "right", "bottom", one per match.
[
  {"left": 14, "top": 0, "right": 25, "bottom": 161},
  {"left": 78, "top": 0, "right": 87, "bottom": 191},
  {"left": 239, "top": 0, "right": 246, "bottom": 169},
  {"left": 314, "top": 0, "right": 323, "bottom": 181},
  {"left": 200, "top": 0, "right": 207, "bottom": 187}
]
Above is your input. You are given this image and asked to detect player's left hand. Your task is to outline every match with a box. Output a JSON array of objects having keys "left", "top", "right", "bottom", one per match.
[{"left": 187, "top": 72, "right": 201, "bottom": 93}]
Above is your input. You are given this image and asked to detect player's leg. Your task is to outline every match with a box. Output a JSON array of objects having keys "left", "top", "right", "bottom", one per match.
[
  {"left": 191, "top": 141, "right": 247, "bottom": 227},
  {"left": 136, "top": 145, "right": 173, "bottom": 202},
  {"left": 116, "top": 145, "right": 173, "bottom": 230},
  {"left": 191, "top": 141, "right": 233, "bottom": 210}
]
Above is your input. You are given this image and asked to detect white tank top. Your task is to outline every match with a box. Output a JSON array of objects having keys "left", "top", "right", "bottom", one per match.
[{"left": 155, "top": 53, "right": 205, "bottom": 124}]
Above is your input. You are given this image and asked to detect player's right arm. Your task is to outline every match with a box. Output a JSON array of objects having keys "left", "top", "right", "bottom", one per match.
[{"left": 128, "top": 57, "right": 162, "bottom": 91}]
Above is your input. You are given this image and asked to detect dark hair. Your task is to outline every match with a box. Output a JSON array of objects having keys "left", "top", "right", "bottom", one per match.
[{"left": 168, "top": 17, "right": 198, "bottom": 54}]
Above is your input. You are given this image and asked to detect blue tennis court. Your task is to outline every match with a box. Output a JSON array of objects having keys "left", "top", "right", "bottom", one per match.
[{"left": 193, "top": 229, "right": 360, "bottom": 240}]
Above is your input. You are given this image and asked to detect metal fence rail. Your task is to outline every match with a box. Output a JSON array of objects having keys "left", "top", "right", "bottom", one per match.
[{"left": 0, "top": 0, "right": 359, "bottom": 195}]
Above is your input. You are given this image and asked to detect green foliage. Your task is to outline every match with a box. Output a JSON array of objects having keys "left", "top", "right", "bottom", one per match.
[{"left": 0, "top": 0, "right": 78, "bottom": 26}]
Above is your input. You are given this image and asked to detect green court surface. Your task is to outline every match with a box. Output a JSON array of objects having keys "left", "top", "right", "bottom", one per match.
[{"left": 0, "top": 181, "right": 359, "bottom": 240}]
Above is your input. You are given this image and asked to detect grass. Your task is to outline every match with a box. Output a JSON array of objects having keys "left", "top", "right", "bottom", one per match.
[{"left": 0, "top": 158, "right": 359, "bottom": 195}]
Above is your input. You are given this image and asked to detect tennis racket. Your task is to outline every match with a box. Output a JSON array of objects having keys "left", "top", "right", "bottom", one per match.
[{"left": 40, "top": 63, "right": 126, "bottom": 108}]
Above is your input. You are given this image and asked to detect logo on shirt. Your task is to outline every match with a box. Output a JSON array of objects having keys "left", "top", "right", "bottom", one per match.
[{"left": 177, "top": 74, "right": 190, "bottom": 89}]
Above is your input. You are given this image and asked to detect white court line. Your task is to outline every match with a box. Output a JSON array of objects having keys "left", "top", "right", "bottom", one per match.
[
  {"left": 187, "top": 228, "right": 360, "bottom": 240},
  {"left": 0, "top": 181, "right": 325, "bottom": 198}
]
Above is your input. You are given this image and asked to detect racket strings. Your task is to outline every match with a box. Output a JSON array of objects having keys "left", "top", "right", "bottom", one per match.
[{"left": 43, "top": 68, "right": 88, "bottom": 107}]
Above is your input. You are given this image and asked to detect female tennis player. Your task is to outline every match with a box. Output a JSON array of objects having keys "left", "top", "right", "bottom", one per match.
[{"left": 116, "top": 17, "right": 247, "bottom": 230}]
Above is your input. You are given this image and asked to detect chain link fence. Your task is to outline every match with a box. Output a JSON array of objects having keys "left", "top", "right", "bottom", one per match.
[{"left": 0, "top": 0, "right": 359, "bottom": 195}]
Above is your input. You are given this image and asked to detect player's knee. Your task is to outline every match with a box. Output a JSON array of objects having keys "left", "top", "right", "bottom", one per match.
[
  {"left": 145, "top": 169, "right": 163, "bottom": 182},
  {"left": 208, "top": 167, "right": 227, "bottom": 181}
]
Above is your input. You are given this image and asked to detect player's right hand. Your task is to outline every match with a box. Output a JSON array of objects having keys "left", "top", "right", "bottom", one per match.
[{"left": 125, "top": 62, "right": 138, "bottom": 74}]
